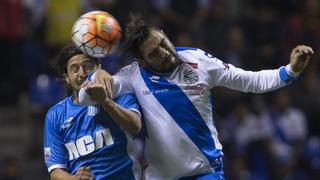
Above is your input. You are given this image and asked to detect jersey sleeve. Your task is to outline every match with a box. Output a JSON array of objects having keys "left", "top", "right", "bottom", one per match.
[
  {"left": 196, "top": 49, "right": 290, "bottom": 93},
  {"left": 43, "top": 109, "right": 68, "bottom": 173},
  {"left": 112, "top": 63, "right": 137, "bottom": 98},
  {"left": 114, "top": 93, "right": 141, "bottom": 119}
]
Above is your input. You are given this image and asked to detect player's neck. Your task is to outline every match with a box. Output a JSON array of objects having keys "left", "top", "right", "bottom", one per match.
[{"left": 72, "top": 94, "right": 80, "bottom": 104}]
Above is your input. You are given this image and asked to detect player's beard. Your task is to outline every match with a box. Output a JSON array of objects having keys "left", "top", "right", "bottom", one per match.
[
  {"left": 143, "top": 52, "right": 178, "bottom": 75},
  {"left": 161, "top": 54, "right": 178, "bottom": 73}
]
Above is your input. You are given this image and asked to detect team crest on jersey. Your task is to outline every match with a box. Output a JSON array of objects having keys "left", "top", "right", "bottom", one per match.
[
  {"left": 88, "top": 105, "right": 99, "bottom": 116},
  {"left": 183, "top": 70, "right": 199, "bottom": 84}
]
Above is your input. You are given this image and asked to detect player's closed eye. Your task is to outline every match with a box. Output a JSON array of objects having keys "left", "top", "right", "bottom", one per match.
[
  {"left": 69, "top": 61, "right": 95, "bottom": 73},
  {"left": 81, "top": 61, "right": 95, "bottom": 72},
  {"left": 147, "top": 38, "right": 165, "bottom": 58}
]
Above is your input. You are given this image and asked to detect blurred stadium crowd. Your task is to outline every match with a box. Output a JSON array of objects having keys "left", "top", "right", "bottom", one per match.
[{"left": 0, "top": 0, "right": 320, "bottom": 179}]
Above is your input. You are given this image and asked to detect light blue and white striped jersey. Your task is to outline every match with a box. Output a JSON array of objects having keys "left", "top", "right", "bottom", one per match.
[
  {"left": 111, "top": 47, "right": 293, "bottom": 179},
  {"left": 44, "top": 93, "right": 142, "bottom": 180}
]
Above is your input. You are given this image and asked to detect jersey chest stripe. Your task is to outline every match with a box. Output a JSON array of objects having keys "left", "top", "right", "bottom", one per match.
[{"left": 140, "top": 68, "right": 217, "bottom": 166}]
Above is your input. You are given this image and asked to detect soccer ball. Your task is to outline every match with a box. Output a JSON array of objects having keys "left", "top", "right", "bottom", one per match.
[{"left": 71, "top": 11, "right": 122, "bottom": 58}]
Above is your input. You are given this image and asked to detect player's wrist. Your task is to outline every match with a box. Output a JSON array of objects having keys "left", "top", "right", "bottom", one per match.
[
  {"left": 101, "top": 99, "right": 115, "bottom": 112},
  {"left": 79, "top": 88, "right": 98, "bottom": 105},
  {"left": 285, "top": 64, "right": 301, "bottom": 77},
  {"left": 279, "top": 65, "right": 300, "bottom": 83}
]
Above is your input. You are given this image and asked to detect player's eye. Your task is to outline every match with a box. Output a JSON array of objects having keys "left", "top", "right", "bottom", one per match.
[
  {"left": 69, "top": 65, "right": 79, "bottom": 73},
  {"left": 148, "top": 48, "right": 158, "bottom": 58},
  {"left": 160, "top": 38, "right": 166, "bottom": 47},
  {"left": 147, "top": 38, "right": 165, "bottom": 58},
  {"left": 82, "top": 61, "right": 95, "bottom": 71}
]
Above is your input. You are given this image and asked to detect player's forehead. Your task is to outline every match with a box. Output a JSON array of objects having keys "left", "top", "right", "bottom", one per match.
[
  {"left": 67, "top": 54, "right": 94, "bottom": 67},
  {"left": 140, "top": 29, "right": 164, "bottom": 54}
]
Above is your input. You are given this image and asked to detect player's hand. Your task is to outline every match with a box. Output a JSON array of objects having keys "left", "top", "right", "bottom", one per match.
[
  {"left": 290, "top": 45, "right": 314, "bottom": 72},
  {"left": 84, "top": 81, "right": 112, "bottom": 105},
  {"left": 74, "top": 166, "right": 94, "bottom": 180},
  {"left": 93, "top": 69, "right": 114, "bottom": 99}
]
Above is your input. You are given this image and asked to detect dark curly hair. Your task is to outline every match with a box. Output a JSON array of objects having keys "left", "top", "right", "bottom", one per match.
[
  {"left": 50, "top": 44, "right": 99, "bottom": 78},
  {"left": 50, "top": 43, "right": 100, "bottom": 94},
  {"left": 122, "top": 14, "right": 155, "bottom": 59}
]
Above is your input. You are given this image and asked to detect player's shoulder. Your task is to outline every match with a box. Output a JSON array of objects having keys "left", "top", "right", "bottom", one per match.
[
  {"left": 176, "top": 47, "right": 201, "bottom": 57},
  {"left": 176, "top": 47, "right": 199, "bottom": 62},
  {"left": 124, "top": 61, "right": 140, "bottom": 69},
  {"left": 176, "top": 46, "right": 216, "bottom": 57},
  {"left": 116, "top": 61, "right": 140, "bottom": 75},
  {"left": 175, "top": 47, "right": 199, "bottom": 52},
  {"left": 46, "top": 97, "right": 69, "bottom": 119},
  {"left": 176, "top": 47, "right": 228, "bottom": 73},
  {"left": 176, "top": 47, "right": 219, "bottom": 63}
]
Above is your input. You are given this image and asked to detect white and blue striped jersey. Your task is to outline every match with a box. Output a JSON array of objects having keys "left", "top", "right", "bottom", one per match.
[
  {"left": 44, "top": 93, "right": 142, "bottom": 180},
  {"left": 112, "top": 47, "right": 294, "bottom": 180}
]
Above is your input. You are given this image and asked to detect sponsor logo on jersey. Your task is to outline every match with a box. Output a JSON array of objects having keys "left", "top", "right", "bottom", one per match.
[
  {"left": 65, "top": 128, "right": 114, "bottom": 160},
  {"left": 182, "top": 83, "right": 207, "bottom": 95},
  {"left": 183, "top": 70, "right": 199, "bottom": 84},
  {"left": 142, "top": 88, "right": 169, "bottom": 95}
]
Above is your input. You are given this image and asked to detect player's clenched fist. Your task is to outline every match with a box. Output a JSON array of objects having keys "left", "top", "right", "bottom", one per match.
[
  {"left": 290, "top": 45, "right": 314, "bottom": 72},
  {"left": 74, "top": 166, "right": 94, "bottom": 180},
  {"left": 93, "top": 70, "right": 114, "bottom": 99}
]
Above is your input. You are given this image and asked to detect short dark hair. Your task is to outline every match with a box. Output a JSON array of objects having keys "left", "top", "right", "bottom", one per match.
[
  {"left": 50, "top": 43, "right": 99, "bottom": 79},
  {"left": 122, "top": 14, "right": 154, "bottom": 59}
]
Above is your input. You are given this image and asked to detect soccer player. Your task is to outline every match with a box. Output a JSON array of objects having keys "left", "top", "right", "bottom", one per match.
[
  {"left": 80, "top": 15, "right": 314, "bottom": 179},
  {"left": 43, "top": 44, "right": 143, "bottom": 180}
]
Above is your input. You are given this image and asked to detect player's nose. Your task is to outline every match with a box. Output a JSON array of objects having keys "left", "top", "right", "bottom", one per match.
[{"left": 78, "top": 66, "right": 89, "bottom": 78}]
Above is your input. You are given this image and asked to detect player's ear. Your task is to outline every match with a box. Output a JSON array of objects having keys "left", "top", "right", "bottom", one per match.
[
  {"left": 160, "top": 29, "right": 168, "bottom": 35},
  {"left": 64, "top": 73, "right": 71, "bottom": 84},
  {"left": 159, "top": 29, "right": 168, "bottom": 39}
]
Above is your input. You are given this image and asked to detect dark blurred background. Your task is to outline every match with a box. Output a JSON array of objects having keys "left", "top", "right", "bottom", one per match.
[{"left": 0, "top": 0, "right": 320, "bottom": 179}]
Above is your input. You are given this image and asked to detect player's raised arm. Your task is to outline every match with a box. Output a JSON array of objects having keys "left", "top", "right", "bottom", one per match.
[
  {"left": 206, "top": 45, "right": 314, "bottom": 93},
  {"left": 84, "top": 81, "right": 141, "bottom": 135}
]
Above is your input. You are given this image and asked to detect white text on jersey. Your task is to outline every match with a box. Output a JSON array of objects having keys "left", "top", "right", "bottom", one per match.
[{"left": 65, "top": 128, "right": 114, "bottom": 160}]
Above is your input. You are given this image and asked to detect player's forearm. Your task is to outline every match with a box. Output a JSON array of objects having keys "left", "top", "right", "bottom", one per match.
[
  {"left": 216, "top": 66, "right": 288, "bottom": 93},
  {"left": 50, "top": 169, "right": 74, "bottom": 180},
  {"left": 233, "top": 68, "right": 286, "bottom": 93},
  {"left": 102, "top": 101, "right": 141, "bottom": 135}
]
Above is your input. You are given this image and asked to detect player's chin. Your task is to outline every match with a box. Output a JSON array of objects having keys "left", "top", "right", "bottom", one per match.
[
  {"left": 161, "top": 64, "right": 176, "bottom": 74},
  {"left": 76, "top": 82, "right": 85, "bottom": 91},
  {"left": 161, "top": 57, "right": 175, "bottom": 70},
  {"left": 78, "top": 79, "right": 87, "bottom": 86}
]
